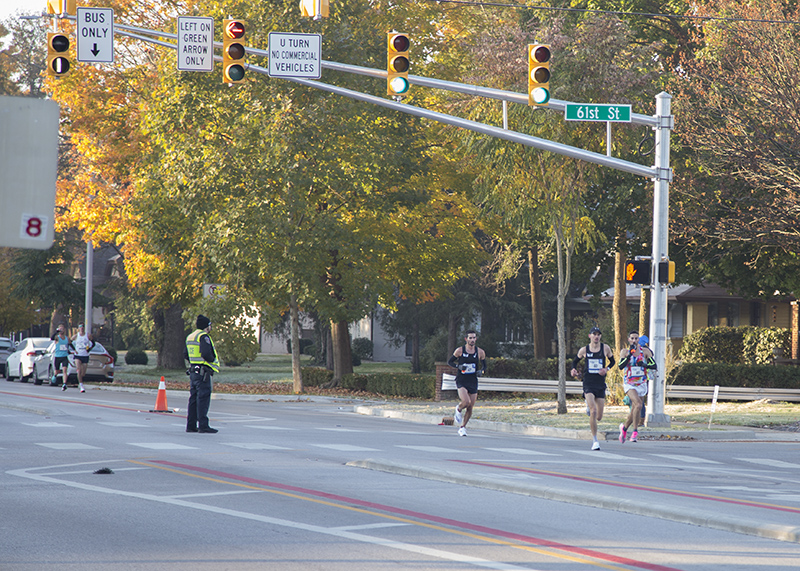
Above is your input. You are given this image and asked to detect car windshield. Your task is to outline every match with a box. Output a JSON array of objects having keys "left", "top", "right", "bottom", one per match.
[
  {"left": 90, "top": 342, "right": 106, "bottom": 354},
  {"left": 0, "top": 339, "right": 12, "bottom": 350}
]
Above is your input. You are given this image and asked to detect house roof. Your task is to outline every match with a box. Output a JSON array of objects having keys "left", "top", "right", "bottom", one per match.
[{"left": 598, "top": 283, "right": 795, "bottom": 303}]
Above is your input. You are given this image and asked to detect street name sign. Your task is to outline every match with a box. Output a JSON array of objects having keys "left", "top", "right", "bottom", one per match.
[
  {"left": 76, "top": 7, "right": 114, "bottom": 63},
  {"left": 0, "top": 96, "right": 59, "bottom": 249},
  {"left": 565, "top": 103, "right": 631, "bottom": 123},
  {"left": 268, "top": 32, "right": 321, "bottom": 79},
  {"left": 177, "top": 16, "right": 214, "bottom": 72}
]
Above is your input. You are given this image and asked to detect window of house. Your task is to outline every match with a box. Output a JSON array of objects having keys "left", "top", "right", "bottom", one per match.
[{"left": 707, "top": 302, "right": 719, "bottom": 327}]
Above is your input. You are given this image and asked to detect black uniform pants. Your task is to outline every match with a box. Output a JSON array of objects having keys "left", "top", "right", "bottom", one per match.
[{"left": 187, "top": 365, "right": 213, "bottom": 430}]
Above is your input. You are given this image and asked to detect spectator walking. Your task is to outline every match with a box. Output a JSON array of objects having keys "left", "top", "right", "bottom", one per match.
[
  {"left": 571, "top": 326, "right": 615, "bottom": 450},
  {"left": 184, "top": 315, "right": 220, "bottom": 433},
  {"left": 448, "top": 330, "right": 486, "bottom": 437}
]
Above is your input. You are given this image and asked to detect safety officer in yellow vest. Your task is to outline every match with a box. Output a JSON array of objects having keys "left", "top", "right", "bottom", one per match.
[{"left": 184, "top": 314, "right": 220, "bottom": 433}]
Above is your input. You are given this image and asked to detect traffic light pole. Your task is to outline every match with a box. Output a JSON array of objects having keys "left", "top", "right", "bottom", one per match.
[
  {"left": 72, "top": 19, "right": 675, "bottom": 423},
  {"left": 647, "top": 92, "right": 674, "bottom": 427}
]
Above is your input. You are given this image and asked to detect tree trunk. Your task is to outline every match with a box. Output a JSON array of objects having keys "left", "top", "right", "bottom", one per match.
[
  {"left": 289, "top": 292, "right": 303, "bottom": 394},
  {"left": 554, "top": 227, "right": 569, "bottom": 415},
  {"left": 157, "top": 302, "right": 186, "bottom": 369},
  {"left": 639, "top": 288, "right": 650, "bottom": 336},
  {"left": 613, "top": 238, "right": 628, "bottom": 360},
  {"left": 528, "top": 247, "right": 546, "bottom": 358},
  {"left": 411, "top": 310, "right": 421, "bottom": 373},
  {"left": 330, "top": 319, "right": 353, "bottom": 385},
  {"left": 325, "top": 326, "right": 334, "bottom": 370},
  {"left": 447, "top": 311, "right": 460, "bottom": 357}
]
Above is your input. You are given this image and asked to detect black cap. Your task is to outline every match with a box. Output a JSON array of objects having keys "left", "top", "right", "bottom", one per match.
[
  {"left": 589, "top": 326, "right": 601, "bottom": 335},
  {"left": 196, "top": 315, "right": 211, "bottom": 329}
]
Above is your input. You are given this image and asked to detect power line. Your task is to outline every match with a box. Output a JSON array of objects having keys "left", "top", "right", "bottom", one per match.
[{"left": 425, "top": 0, "right": 800, "bottom": 26}]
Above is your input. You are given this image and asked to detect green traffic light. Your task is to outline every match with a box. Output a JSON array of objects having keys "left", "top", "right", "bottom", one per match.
[{"left": 389, "top": 76, "right": 409, "bottom": 95}]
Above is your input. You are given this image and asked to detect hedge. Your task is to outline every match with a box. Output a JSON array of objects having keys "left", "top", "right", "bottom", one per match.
[
  {"left": 300, "top": 367, "right": 434, "bottom": 398},
  {"left": 668, "top": 362, "right": 800, "bottom": 389}
]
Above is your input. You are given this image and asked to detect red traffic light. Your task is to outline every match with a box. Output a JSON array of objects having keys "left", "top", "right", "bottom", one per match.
[{"left": 225, "top": 20, "right": 245, "bottom": 40}]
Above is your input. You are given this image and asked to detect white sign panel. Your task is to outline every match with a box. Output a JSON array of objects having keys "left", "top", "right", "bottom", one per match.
[
  {"left": 268, "top": 32, "right": 321, "bottom": 79},
  {"left": 0, "top": 96, "right": 59, "bottom": 249},
  {"left": 177, "top": 17, "right": 214, "bottom": 72},
  {"left": 77, "top": 7, "right": 114, "bottom": 63}
]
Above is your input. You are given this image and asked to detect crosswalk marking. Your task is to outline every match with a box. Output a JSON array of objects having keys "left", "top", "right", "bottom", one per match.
[
  {"left": 36, "top": 443, "right": 101, "bottom": 450},
  {"left": 248, "top": 425, "right": 295, "bottom": 431},
  {"left": 571, "top": 450, "right": 640, "bottom": 460},
  {"left": 317, "top": 427, "right": 365, "bottom": 432},
  {"left": 735, "top": 458, "right": 800, "bottom": 469},
  {"left": 397, "top": 445, "right": 464, "bottom": 453},
  {"left": 222, "top": 443, "right": 292, "bottom": 450},
  {"left": 484, "top": 447, "right": 558, "bottom": 456},
  {"left": 128, "top": 443, "right": 198, "bottom": 450},
  {"left": 24, "top": 422, "right": 73, "bottom": 428},
  {"left": 98, "top": 422, "right": 150, "bottom": 427},
  {"left": 312, "top": 444, "right": 380, "bottom": 452},
  {"left": 651, "top": 454, "right": 721, "bottom": 464}
]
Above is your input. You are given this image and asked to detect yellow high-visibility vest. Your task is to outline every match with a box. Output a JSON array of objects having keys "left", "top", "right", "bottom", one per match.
[{"left": 185, "top": 330, "right": 220, "bottom": 372}]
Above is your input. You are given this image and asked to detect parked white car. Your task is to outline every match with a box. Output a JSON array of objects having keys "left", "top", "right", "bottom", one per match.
[
  {"left": 32, "top": 340, "right": 115, "bottom": 385},
  {"left": 4, "top": 337, "right": 51, "bottom": 382}
]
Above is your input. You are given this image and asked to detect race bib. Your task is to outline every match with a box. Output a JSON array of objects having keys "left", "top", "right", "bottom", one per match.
[
  {"left": 629, "top": 366, "right": 645, "bottom": 378},
  {"left": 587, "top": 358, "right": 603, "bottom": 373},
  {"left": 461, "top": 363, "right": 476, "bottom": 374}
]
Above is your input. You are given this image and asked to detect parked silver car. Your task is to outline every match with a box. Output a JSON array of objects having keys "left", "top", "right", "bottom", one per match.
[
  {"left": 32, "top": 340, "right": 115, "bottom": 385},
  {"left": 0, "top": 337, "right": 15, "bottom": 377},
  {"left": 4, "top": 337, "right": 51, "bottom": 382}
]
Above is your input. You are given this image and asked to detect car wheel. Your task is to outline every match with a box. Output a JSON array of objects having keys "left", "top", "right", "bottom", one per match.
[
  {"left": 19, "top": 365, "right": 28, "bottom": 383},
  {"left": 33, "top": 365, "right": 43, "bottom": 385},
  {"left": 48, "top": 365, "right": 57, "bottom": 386}
]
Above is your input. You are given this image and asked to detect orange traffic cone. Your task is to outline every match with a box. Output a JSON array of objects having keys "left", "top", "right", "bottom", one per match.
[{"left": 150, "top": 376, "right": 173, "bottom": 413}]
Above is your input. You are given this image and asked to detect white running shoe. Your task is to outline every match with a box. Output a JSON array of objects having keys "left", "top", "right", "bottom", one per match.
[
  {"left": 62, "top": 383, "right": 67, "bottom": 391},
  {"left": 458, "top": 427, "right": 467, "bottom": 437},
  {"left": 79, "top": 383, "right": 85, "bottom": 393},
  {"left": 454, "top": 406, "right": 463, "bottom": 424},
  {"left": 591, "top": 441, "right": 600, "bottom": 450},
  {"left": 619, "top": 423, "right": 627, "bottom": 443}
]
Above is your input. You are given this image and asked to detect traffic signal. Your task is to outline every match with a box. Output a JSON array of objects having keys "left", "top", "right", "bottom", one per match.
[
  {"left": 47, "top": 32, "right": 71, "bottom": 77},
  {"left": 47, "top": 0, "right": 76, "bottom": 15},
  {"left": 387, "top": 32, "right": 410, "bottom": 96},
  {"left": 222, "top": 19, "right": 246, "bottom": 84},
  {"left": 658, "top": 261, "right": 676, "bottom": 283},
  {"left": 527, "top": 44, "right": 550, "bottom": 106},
  {"left": 625, "top": 260, "right": 651, "bottom": 285},
  {"left": 299, "top": 0, "right": 329, "bottom": 18}
]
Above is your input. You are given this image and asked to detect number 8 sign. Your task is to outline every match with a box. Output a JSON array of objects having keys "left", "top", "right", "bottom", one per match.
[{"left": 20, "top": 214, "right": 49, "bottom": 241}]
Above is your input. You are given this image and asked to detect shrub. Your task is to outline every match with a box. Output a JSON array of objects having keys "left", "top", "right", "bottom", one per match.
[
  {"left": 106, "top": 347, "right": 118, "bottom": 364},
  {"left": 669, "top": 362, "right": 800, "bottom": 389},
  {"left": 124, "top": 348, "right": 148, "bottom": 365},
  {"left": 352, "top": 338, "right": 373, "bottom": 361},
  {"left": 679, "top": 326, "right": 791, "bottom": 365},
  {"left": 487, "top": 357, "right": 558, "bottom": 380},
  {"left": 301, "top": 366, "right": 334, "bottom": 387},
  {"left": 342, "top": 373, "right": 435, "bottom": 399}
]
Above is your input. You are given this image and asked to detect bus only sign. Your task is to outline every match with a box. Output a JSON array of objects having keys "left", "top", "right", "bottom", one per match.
[{"left": 565, "top": 103, "right": 631, "bottom": 123}]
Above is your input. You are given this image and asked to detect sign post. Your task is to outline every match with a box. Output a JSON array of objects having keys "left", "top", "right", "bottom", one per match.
[
  {"left": 176, "top": 16, "right": 214, "bottom": 72},
  {"left": 268, "top": 32, "right": 321, "bottom": 79},
  {"left": 76, "top": 7, "right": 114, "bottom": 64}
]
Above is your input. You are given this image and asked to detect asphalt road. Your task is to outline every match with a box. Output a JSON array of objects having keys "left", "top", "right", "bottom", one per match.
[{"left": 2, "top": 382, "right": 800, "bottom": 570}]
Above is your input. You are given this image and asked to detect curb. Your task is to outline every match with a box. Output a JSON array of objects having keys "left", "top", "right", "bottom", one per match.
[
  {"left": 347, "top": 458, "right": 800, "bottom": 544},
  {"left": 352, "top": 405, "right": 758, "bottom": 441}
]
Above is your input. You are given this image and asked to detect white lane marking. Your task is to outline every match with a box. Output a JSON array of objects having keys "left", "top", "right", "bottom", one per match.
[
  {"left": 312, "top": 444, "right": 380, "bottom": 452},
  {"left": 317, "top": 427, "right": 364, "bottom": 432},
  {"left": 484, "top": 448, "right": 558, "bottom": 456},
  {"left": 222, "top": 443, "right": 292, "bottom": 450},
  {"left": 24, "top": 422, "right": 73, "bottom": 428},
  {"left": 36, "top": 443, "right": 101, "bottom": 450},
  {"left": 651, "top": 454, "right": 721, "bottom": 464},
  {"left": 8, "top": 462, "right": 539, "bottom": 571},
  {"left": 217, "top": 418, "right": 276, "bottom": 423},
  {"left": 248, "top": 426, "right": 295, "bottom": 431},
  {"left": 40, "top": 467, "right": 149, "bottom": 476},
  {"left": 331, "top": 522, "right": 411, "bottom": 531},
  {"left": 168, "top": 490, "right": 265, "bottom": 499},
  {"left": 570, "top": 450, "right": 640, "bottom": 460},
  {"left": 396, "top": 445, "right": 466, "bottom": 453},
  {"left": 98, "top": 422, "right": 150, "bottom": 427},
  {"left": 736, "top": 458, "right": 800, "bottom": 469},
  {"left": 128, "top": 443, "right": 198, "bottom": 450}
]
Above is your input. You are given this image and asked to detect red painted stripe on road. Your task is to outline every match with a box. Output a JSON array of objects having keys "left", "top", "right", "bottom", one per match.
[
  {"left": 153, "top": 459, "right": 682, "bottom": 571},
  {"left": 454, "top": 460, "right": 800, "bottom": 514}
]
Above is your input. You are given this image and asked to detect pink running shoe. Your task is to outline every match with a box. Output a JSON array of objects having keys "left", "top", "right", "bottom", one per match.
[{"left": 630, "top": 431, "right": 638, "bottom": 442}]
